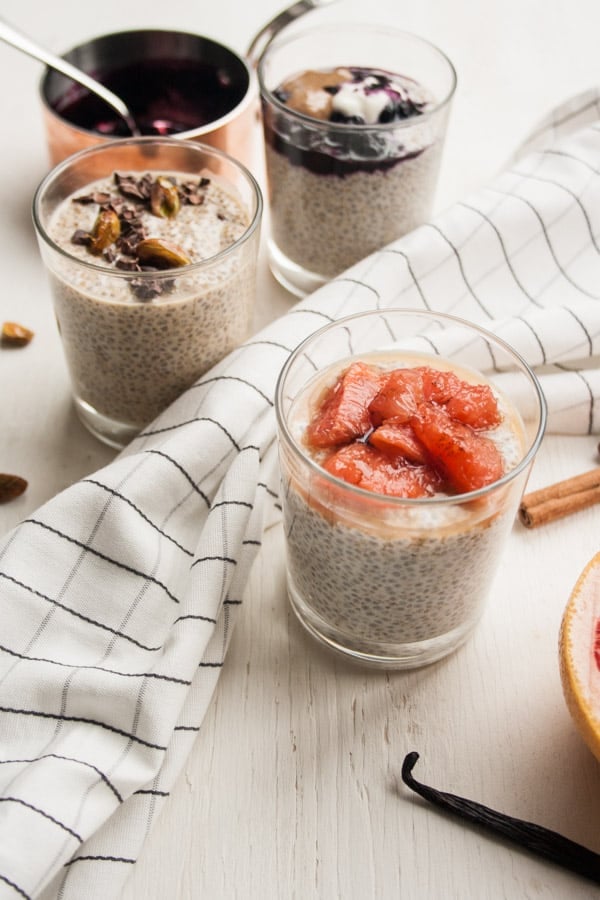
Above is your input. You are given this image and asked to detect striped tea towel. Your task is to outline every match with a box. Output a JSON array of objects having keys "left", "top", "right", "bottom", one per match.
[{"left": 1, "top": 88, "right": 600, "bottom": 899}]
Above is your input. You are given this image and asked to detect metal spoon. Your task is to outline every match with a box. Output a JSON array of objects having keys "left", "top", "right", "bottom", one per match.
[
  {"left": 0, "top": 16, "right": 140, "bottom": 136},
  {"left": 247, "top": 0, "right": 339, "bottom": 64}
]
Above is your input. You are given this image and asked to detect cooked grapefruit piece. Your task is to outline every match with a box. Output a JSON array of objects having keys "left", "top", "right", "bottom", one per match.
[
  {"left": 410, "top": 403, "right": 504, "bottom": 493},
  {"left": 305, "top": 362, "right": 382, "bottom": 448},
  {"left": 368, "top": 418, "right": 429, "bottom": 466},
  {"left": 445, "top": 383, "right": 502, "bottom": 430},
  {"left": 368, "top": 367, "right": 426, "bottom": 425},
  {"left": 421, "top": 367, "right": 502, "bottom": 429},
  {"left": 322, "top": 443, "right": 439, "bottom": 498},
  {"left": 421, "top": 367, "right": 462, "bottom": 404}
]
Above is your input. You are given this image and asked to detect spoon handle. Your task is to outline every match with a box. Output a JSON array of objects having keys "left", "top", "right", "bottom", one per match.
[{"left": 0, "top": 17, "right": 140, "bottom": 136}]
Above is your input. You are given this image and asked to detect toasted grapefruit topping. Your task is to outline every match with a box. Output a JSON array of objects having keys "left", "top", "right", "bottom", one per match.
[
  {"left": 368, "top": 418, "right": 429, "bottom": 466},
  {"left": 445, "top": 383, "right": 503, "bottom": 429},
  {"left": 306, "top": 362, "right": 382, "bottom": 448},
  {"left": 421, "top": 367, "right": 462, "bottom": 404},
  {"left": 420, "top": 367, "right": 502, "bottom": 428},
  {"left": 410, "top": 404, "right": 504, "bottom": 493},
  {"left": 369, "top": 368, "right": 426, "bottom": 425},
  {"left": 304, "top": 361, "right": 506, "bottom": 497},
  {"left": 323, "top": 443, "right": 439, "bottom": 498}
]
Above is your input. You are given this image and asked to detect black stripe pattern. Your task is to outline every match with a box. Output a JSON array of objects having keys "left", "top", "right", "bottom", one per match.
[{"left": 1, "top": 91, "right": 600, "bottom": 899}]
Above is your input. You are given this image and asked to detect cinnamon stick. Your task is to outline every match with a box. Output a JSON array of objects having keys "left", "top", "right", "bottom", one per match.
[{"left": 519, "top": 467, "right": 600, "bottom": 528}]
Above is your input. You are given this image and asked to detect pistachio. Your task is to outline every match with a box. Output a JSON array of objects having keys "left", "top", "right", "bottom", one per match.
[
  {"left": 2, "top": 321, "right": 34, "bottom": 347},
  {"left": 89, "top": 208, "right": 121, "bottom": 255},
  {"left": 0, "top": 473, "right": 27, "bottom": 503},
  {"left": 150, "top": 176, "right": 181, "bottom": 219},
  {"left": 136, "top": 238, "right": 192, "bottom": 269}
]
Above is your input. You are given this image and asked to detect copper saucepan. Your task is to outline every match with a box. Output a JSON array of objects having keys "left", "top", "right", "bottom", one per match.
[{"left": 38, "top": 0, "right": 337, "bottom": 170}]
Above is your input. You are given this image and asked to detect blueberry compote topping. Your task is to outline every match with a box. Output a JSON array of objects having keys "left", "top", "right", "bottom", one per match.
[
  {"left": 52, "top": 58, "right": 248, "bottom": 137},
  {"left": 266, "top": 66, "right": 433, "bottom": 177},
  {"left": 331, "top": 68, "right": 427, "bottom": 125}
]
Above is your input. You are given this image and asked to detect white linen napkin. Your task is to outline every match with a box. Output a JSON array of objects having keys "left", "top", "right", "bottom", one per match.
[{"left": 1, "top": 89, "right": 600, "bottom": 899}]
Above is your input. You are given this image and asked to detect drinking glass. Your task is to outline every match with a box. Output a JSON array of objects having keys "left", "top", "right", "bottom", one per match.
[
  {"left": 33, "top": 137, "right": 262, "bottom": 448},
  {"left": 275, "top": 309, "right": 547, "bottom": 668},
  {"left": 258, "top": 25, "right": 456, "bottom": 296}
]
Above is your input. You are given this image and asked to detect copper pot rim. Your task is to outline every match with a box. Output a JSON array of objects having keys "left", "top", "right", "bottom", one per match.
[{"left": 38, "top": 27, "right": 258, "bottom": 140}]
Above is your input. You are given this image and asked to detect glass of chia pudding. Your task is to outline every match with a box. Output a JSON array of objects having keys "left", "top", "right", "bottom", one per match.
[
  {"left": 275, "top": 309, "right": 547, "bottom": 669},
  {"left": 258, "top": 25, "right": 456, "bottom": 296},
  {"left": 33, "top": 136, "right": 262, "bottom": 448}
]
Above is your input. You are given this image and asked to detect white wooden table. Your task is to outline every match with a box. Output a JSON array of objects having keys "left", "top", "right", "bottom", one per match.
[{"left": 1, "top": 1, "right": 600, "bottom": 897}]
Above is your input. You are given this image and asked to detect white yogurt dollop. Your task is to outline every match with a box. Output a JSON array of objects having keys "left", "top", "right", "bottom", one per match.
[{"left": 332, "top": 80, "right": 391, "bottom": 124}]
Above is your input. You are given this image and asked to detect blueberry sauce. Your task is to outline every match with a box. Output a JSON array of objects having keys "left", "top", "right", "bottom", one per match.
[
  {"left": 264, "top": 130, "right": 425, "bottom": 177},
  {"left": 52, "top": 58, "right": 248, "bottom": 137}
]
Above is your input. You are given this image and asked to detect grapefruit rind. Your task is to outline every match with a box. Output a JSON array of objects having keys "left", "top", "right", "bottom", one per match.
[{"left": 559, "top": 551, "right": 600, "bottom": 762}]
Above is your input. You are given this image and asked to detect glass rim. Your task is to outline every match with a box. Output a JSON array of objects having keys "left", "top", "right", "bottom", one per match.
[
  {"left": 257, "top": 23, "right": 458, "bottom": 134},
  {"left": 32, "top": 135, "right": 263, "bottom": 278},
  {"left": 275, "top": 307, "right": 548, "bottom": 507}
]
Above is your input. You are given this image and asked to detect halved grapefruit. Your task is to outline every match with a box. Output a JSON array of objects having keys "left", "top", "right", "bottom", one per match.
[{"left": 559, "top": 551, "right": 600, "bottom": 761}]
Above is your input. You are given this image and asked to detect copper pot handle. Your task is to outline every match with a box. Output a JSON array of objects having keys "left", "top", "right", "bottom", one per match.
[{"left": 246, "top": 0, "right": 339, "bottom": 66}]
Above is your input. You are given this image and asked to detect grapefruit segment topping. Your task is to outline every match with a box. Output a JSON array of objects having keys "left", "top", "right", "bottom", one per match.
[
  {"left": 421, "top": 368, "right": 502, "bottom": 428},
  {"left": 323, "top": 443, "right": 439, "bottom": 498},
  {"left": 306, "top": 361, "right": 382, "bottom": 448},
  {"left": 305, "top": 360, "right": 506, "bottom": 498},
  {"left": 369, "top": 368, "right": 426, "bottom": 425},
  {"left": 421, "top": 367, "right": 462, "bottom": 404},
  {"left": 368, "top": 418, "right": 429, "bottom": 466},
  {"left": 410, "top": 403, "right": 504, "bottom": 494},
  {"left": 445, "top": 383, "right": 503, "bottom": 430}
]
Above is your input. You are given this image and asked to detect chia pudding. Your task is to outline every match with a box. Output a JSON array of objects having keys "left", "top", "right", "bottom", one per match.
[
  {"left": 279, "top": 351, "right": 528, "bottom": 664},
  {"left": 260, "top": 63, "right": 447, "bottom": 282},
  {"left": 33, "top": 140, "right": 262, "bottom": 445}
]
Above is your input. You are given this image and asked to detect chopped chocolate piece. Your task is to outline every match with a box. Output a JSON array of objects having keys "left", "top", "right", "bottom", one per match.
[
  {"left": 184, "top": 193, "right": 205, "bottom": 207},
  {"left": 115, "top": 235, "right": 140, "bottom": 257},
  {"left": 114, "top": 172, "right": 152, "bottom": 201},
  {"left": 180, "top": 179, "right": 208, "bottom": 206},
  {"left": 120, "top": 204, "right": 140, "bottom": 222},
  {"left": 130, "top": 276, "right": 176, "bottom": 301},
  {"left": 115, "top": 258, "right": 141, "bottom": 271},
  {"left": 73, "top": 191, "right": 112, "bottom": 206},
  {"left": 71, "top": 229, "right": 92, "bottom": 246}
]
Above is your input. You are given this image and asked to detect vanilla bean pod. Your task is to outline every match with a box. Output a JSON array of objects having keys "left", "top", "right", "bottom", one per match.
[{"left": 401, "top": 752, "right": 600, "bottom": 885}]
